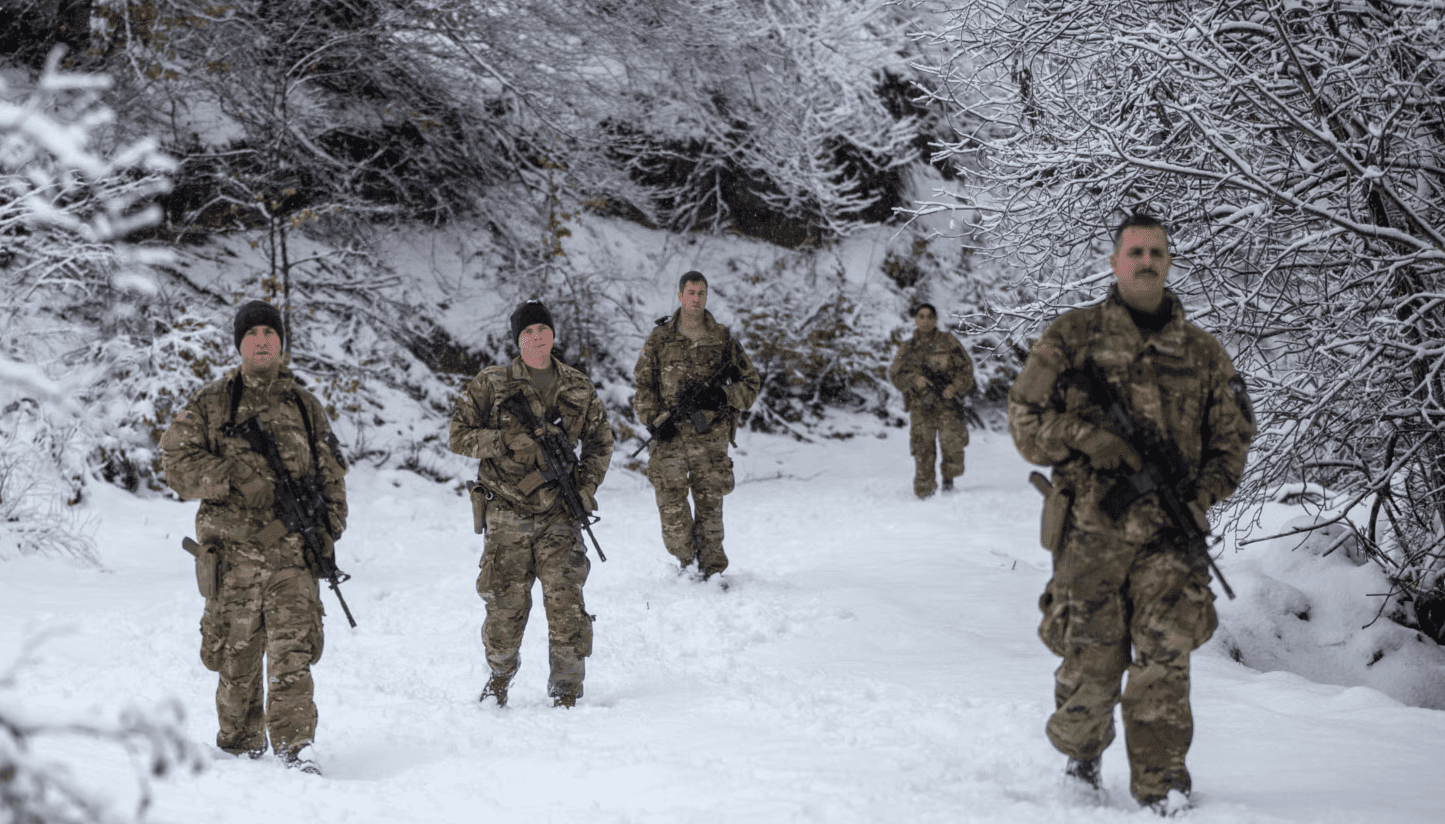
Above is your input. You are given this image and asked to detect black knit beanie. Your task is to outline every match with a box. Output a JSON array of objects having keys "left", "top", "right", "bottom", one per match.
[
  {"left": 509, "top": 300, "right": 554, "bottom": 345},
  {"left": 233, "top": 300, "right": 285, "bottom": 351}
]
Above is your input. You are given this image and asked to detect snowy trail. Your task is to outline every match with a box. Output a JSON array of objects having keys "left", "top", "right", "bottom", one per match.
[{"left": 3, "top": 424, "right": 1443, "bottom": 823}]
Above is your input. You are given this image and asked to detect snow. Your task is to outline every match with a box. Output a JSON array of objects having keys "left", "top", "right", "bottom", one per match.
[{"left": 4, "top": 419, "right": 1443, "bottom": 823}]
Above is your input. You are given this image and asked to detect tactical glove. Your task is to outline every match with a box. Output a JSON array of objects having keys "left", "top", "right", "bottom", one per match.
[
  {"left": 580, "top": 486, "right": 598, "bottom": 513},
  {"left": 648, "top": 417, "right": 680, "bottom": 443},
  {"left": 1066, "top": 425, "right": 1142, "bottom": 472},
  {"left": 695, "top": 384, "right": 728, "bottom": 412},
  {"left": 676, "top": 379, "right": 703, "bottom": 410},
  {"left": 233, "top": 464, "right": 273, "bottom": 509},
  {"left": 506, "top": 432, "right": 543, "bottom": 467}
]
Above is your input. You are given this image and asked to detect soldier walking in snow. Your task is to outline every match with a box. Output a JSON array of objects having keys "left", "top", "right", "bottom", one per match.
[
  {"left": 160, "top": 300, "right": 349, "bottom": 774},
  {"left": 1008, "top": 214, "right": 1255, "bottom": 814},
  {"left": 450, "top": 300, "right": 613, "bottom": 708},
  {"left": 890, "top": 303, "right": 976, "bottom": 499},
  {"left": 633, "top": 271, "right": 761, "bottom": 583}
]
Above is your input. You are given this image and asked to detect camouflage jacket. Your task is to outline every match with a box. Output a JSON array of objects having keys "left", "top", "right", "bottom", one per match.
[
  {"left": 1008, "top": 287, "right": 1255, "bottom": 545},
  {"left": 889, "top": 328, "right": 976, "bottom": 413},
  {"left": 450, "top": 355, "right": 613, "bottom": 517},
  {"left": 160, "top": 367, "right": 349, "bottom": 570},
  {"left": 633, "top": 309, "right": 761, "bottom": 437}
]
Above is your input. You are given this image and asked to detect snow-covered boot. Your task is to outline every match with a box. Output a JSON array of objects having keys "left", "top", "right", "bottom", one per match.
[
  {"left": 1143, "top": 789, "right": 1191, "bottom": 817},
  {"left": 1065, "top": 756, "right": 1102, "bottom": 791},
  {"left": 480, "top": 674, "right": 510, "bottom": 707},
  {"left": 281, "top": 744, "right": 321, "bottom": 775}
]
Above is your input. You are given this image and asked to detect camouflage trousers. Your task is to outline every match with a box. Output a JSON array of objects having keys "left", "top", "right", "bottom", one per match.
[
  {"left": 477, "top": 503, "right": 593, "bottom": 699},
  {"left": 647, "top": 425, "right": 736, "bottom": 575},
  {"left": 1038, "top": 530, "right": 1218, "bottom": 804},
  {"left": 204, "top": 559, "right": 324, "bottom": 757},
  {"left": 909, "top": 403, "right": 968, "bottom": 497}
]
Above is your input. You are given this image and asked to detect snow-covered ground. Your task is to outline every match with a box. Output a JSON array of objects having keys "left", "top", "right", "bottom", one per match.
[{"left": 3, "top": 421, "right": 1443, "bottom": 823}]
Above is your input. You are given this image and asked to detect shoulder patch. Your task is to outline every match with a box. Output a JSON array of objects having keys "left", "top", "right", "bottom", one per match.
[{"left": 174, "top": 410, "right": 197, "bottom": 424}]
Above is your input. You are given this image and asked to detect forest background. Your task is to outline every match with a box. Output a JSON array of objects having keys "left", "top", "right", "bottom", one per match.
[{"left": 3, "top": 0, "right": 1445, "bottom": 817}]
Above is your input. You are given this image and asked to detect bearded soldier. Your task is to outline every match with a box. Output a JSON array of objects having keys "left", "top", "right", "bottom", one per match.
[
  {"left": 450, "top": 300, "right": 613, "bottom": 708},
  {"left": 633, "top": 271, "right": 761, "bottom": 582},
  {"left": 1008, "top": 214, "right": 1254, "bottom": 814},
  {"left": 160, "top": 300, "right": 348, "bottom": 774},
  {"left": 889, "top": 303, "right": 976, "bottom": 498}
]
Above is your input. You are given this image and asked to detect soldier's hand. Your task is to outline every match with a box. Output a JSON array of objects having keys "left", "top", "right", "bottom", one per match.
[
  {"left": 580, "top": 486, "right": 598, "bottom": 512},
  {"left": 648, "top": 419, "right": 679, "bottom": 443},
  {"left": 649, "top": 412, "right": 679, "bottom": 443},
  {"left": 233, "top": 464, "right": 273, "bottom": 509},
  {"left": 506, "top": 432, "right": 542, "bottom": 466},
  {"left": 696, "top": 384, "right": 728, "bottom": 411},
  {"left": 1067, "top": 426, "right": 1142, "bottom": 472}
]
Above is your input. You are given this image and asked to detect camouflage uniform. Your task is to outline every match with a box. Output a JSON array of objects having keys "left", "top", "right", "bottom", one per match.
[
  {"left": 1008, "top": 286, "right": 1254, "bottom": 805},
  {"left": 889, "top": 327, "right": 975, "bottom": 497},
  {"left": 160, "top": 367, "right": 347, "bottom": 758},
  {"left": 449, "top": 356, "right": 613, "bottom": 701},
  {"left": 633, "top": 309, "right": 761, "bottom": 576}
]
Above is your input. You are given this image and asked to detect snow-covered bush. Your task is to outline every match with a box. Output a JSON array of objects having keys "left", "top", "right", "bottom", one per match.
[
  {"left": 0, "top": 638, "right": 202, "bottom": 824},
  {"left": 2, "top": 46, "right": 172, "bottom": 556}
]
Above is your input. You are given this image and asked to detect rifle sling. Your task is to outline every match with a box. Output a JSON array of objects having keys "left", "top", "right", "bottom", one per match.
[{"left": 229, "top": 373, "right": 322, "bottom": 476}]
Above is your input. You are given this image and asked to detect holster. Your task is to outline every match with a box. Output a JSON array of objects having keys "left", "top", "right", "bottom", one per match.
[
  {"left": 1028, "top": 472, "right": 1072, "bottom": 554},
  {"left": 470, "top": 481, "right": 493, "bottom": 534},
  {"left": 182, "top": 537, "right": 221, "bottom": 600}
]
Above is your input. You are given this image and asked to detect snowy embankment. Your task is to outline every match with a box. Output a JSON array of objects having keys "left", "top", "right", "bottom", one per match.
[{"left": 2, "top": 420, "right": 1443, "bottom": 823}]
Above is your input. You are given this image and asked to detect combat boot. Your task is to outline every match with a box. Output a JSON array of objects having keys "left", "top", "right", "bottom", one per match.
[
  {"left": 281, "top": 744, "right": 321, "bottom": 775},
  {"left": 1065, "top": 756, "right": 1102, "bottom": 791},
  {"left": 1142, "top": 789, "right": 1191, "bottom": 817},
  {"left": 942, "top": 478, "right": 955, "bottom": 492},
  {"left": 479, "top": 674, "right": 510, "bottom": 707},
  {"left": 218, "top": 735, "right": 266, "bottom": 760},
  {"left": 551, "top": 691, "right": 577, "bottom": 709}
]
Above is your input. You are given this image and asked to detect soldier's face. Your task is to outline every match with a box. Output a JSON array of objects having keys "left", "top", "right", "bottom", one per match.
[
  {"left": 914, "top": 309, "right": 937, "bottom": 333},
  {"left": 679, "top": 282, "right": 708, "bottom": 316},
  {"left": 519, "top": 322, "right": 554, "bottom": 361},
  {"left": 1110, "top": 225, "right": 1172, "bottom": 312},
  {"left": 239, "top": 325, "right": 282, "bottom": 373}
]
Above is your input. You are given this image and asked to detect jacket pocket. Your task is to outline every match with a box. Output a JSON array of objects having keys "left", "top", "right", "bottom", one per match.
[
  {"left": 199, "top": 601, "right": 225, "bottom": 672},
  {"left": 1038, "top": 580, "right": 1069, "bottom": 657}
]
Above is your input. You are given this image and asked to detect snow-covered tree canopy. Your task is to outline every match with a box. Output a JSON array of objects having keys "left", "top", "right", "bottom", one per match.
[{"left": 914, "top": 0, "right": 1445, "bottom": 614}]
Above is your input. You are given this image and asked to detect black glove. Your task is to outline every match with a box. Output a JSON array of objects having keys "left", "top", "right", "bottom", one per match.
[
  {"left": 649, "top": 418, "right": 680, "bottom": 443},
  {"left": 695, "top": 384, "right": 728, "bottom": 412},
  {"left": 676, "top": 379, "right": 703, "bottom": 411}
]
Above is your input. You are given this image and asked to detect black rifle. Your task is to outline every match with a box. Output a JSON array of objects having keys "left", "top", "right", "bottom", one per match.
[
  {"left": 498, "top": 392, "right": 607, "bottom": 562},
  {"left": 630, "top": 348, "right": 740, "bottom": 458},
  {"left": 224, "top": 415, "right": 358, "bottom": 626},
  {"left": 1065, "top": 359, "right": 1236, "bottom": 599},
  {"left": 921, "top": 366, "right": 969, "bottom": 414}
]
